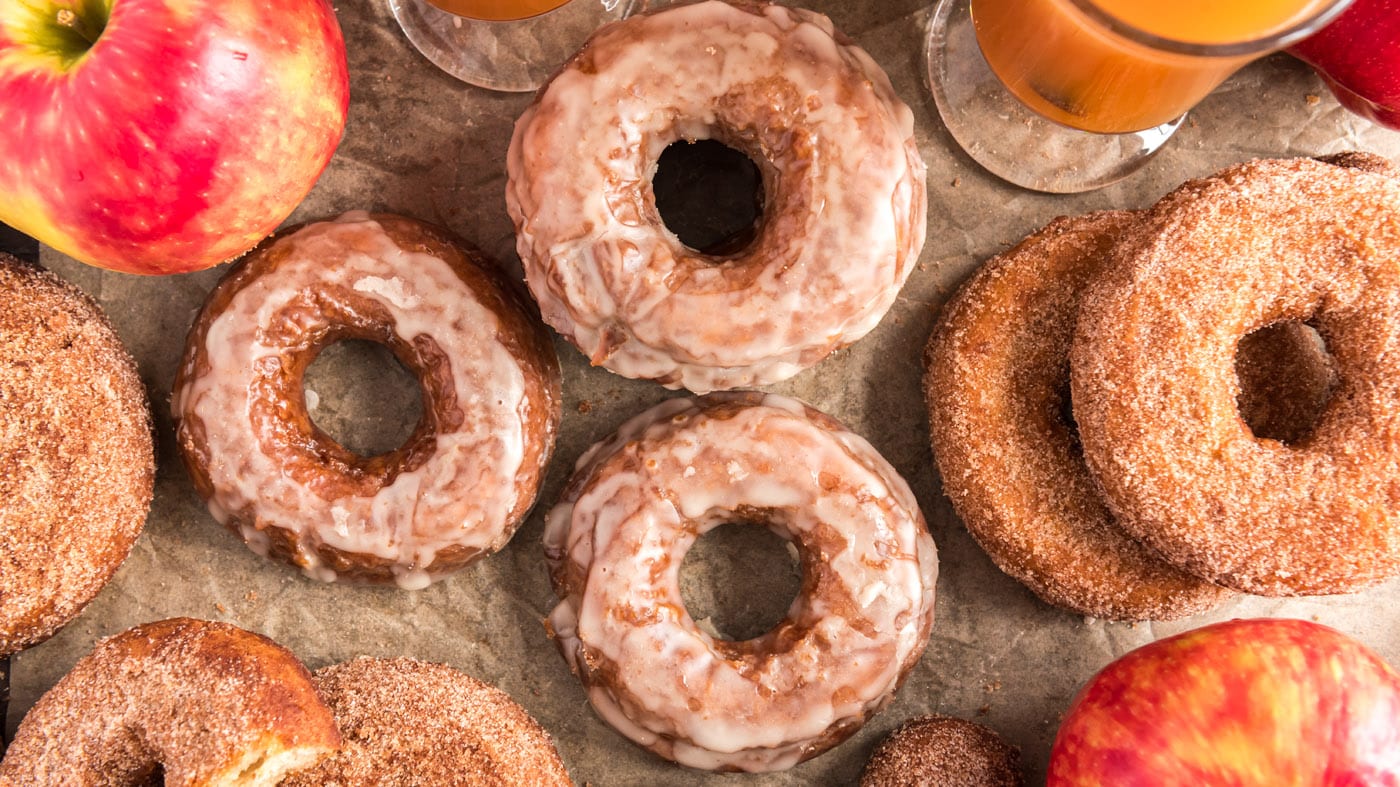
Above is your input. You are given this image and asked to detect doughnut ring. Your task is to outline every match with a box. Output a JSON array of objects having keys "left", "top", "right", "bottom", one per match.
[
  {"left": 544, "top": 392, "right": 937, "bottom": 772},
  {"left": 0, "top": 255, "right": 154, "bottom": 655},
  {"left": 506, "top": 0, "right": 926, "bottom": 393},
  {"left": 0, "top": 617, "right": 340, "bottom": 784},
  {"left": 283, "top": 657, "right": 571, "bottom": 785},
  {"left": 1071, "top": 157, "right": 1400, "bottom": 595},
  {"left": 173, "top": 213, "right": 561, "bottom": 589},
  {"left": 861, "top": 715, "right": 1023, "bottom": 787},
  {"left": 925, "top": 212, "right": 1230, "bottom": 620}
]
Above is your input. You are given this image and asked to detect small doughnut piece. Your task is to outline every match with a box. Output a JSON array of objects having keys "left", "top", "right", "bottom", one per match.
[
  {"left": 0, "top": 255, "right": 154, "bottom": 655},
  {"left": 1315, "top": 150, "right": 1398, "bottom": 176},
  {"left": 1071, "top": 158, "right": 1400, "bottom": 595},
  {"left": 0, "top": 618, "right": 340, "bottom": 786},
  {"left": 925, "top": 212, "right": 1229, "bottom": 621},
  {"left": 545, "top": 393, "right": 938, "bottom": 772},
  {"left": 506, "top": 1, "right": 927, "bottom": 393},
  {"left": 283, "top": 657, "right": 571, "bottom": 786},
  {"left": 173, "top": 213, "right": 561, "bottom": 589},
  {"left": 861, "top": 715, "right": 1023, "bottom": 787}
]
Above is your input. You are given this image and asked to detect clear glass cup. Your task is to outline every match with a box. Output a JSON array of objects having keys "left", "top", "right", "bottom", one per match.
[
  {"left": 926, "top": 0, "right": 1354, "bottom": 192},
  {"left": 390, "top": 0, "right": 644, "bottom": 92}
]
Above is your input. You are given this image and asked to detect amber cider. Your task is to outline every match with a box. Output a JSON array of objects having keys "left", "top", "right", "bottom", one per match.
[
  {"left": 971, "top": 0, "right": 1331, "bottom": 133},
  {"left": 423, "top": 0, "right": 570, "bottom": 22}
]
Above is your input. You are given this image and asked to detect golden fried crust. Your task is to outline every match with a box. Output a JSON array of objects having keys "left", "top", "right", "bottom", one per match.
[
  {"left": 0, "top": 618, "right": 340, "bottom": 785},
  {"left": 861, "top": 715, "right": 1023, "bottom": 787},
  {"left": 0, "top": 255, "right": 154, "bottom": 655},
  {"left": 1071, "top": 157, "right": 1400, "bottom": 595},
  {"left": 925, "top": 212, "right": 1230, "bottom": 621}
]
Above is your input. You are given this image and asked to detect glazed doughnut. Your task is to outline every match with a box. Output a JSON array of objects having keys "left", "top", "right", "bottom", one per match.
[
  {"left": 0, "top": 255, "right": 154, "bottom": 655},
  {"left": 1071, "top": 158, "right": 1400, "bottom": 595},
  {"left": 282, "top": 657, "right": 571, "bottom": 785},
  {"left": 173, "top": 213, "right": 561, "bottom": 589},
  {"left": 0, "top": 618, "right": 340, "bottom": 785},
  {"left": 545, "top": 393, "right": 937, "bottom": 772},
  {"left": 506, "top": 0, "right": 926, "bottom": 393},
  {"left": 861, "top": 715, "right": 1023, "bottom": 787},
  {"left": 925, "top": 212, "right": 1230, "bottom": 621}
]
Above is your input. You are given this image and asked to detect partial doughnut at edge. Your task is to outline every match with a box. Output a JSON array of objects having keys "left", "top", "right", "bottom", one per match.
[
  {"left": 861, "top": 715, "right": 1023, "bottom": 787},
  {"left": 1070, "top": 157, "right": 1400, "bottom": 595},
  {"left": 925, "top": 212, "right": 1230, "bottom": 621},
  {"left": 0, "top": 255, "right": 154, "bottom": 656},
  {"left": 283, "top": 657, "right": 571, "bottom": 786},
  {"left": 0, "top": 618, "right": 339, "bottom": 785}
]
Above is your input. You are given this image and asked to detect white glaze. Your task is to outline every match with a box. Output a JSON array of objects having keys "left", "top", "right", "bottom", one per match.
[
  {"left": 506, "top": 1, "right": 927, "bottom": 393},
  {"left": 174, "top": 213, "right": 531, "bottom": 588},
  {"left": 545, "top": 393, "right": 938, "bottom": 772}
]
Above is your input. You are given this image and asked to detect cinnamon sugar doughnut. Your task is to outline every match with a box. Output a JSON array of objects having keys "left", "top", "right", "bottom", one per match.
[
  {"left": 925, "top": 212, "right": 1230, "bottom": 621},
  {"left": 861, "top": 715, "right": 1023, "bottom": 787},
  {"left": 1230, "top": 152, "right": 1394, "bottom": 444},
  {"left": 1071, "top": 158, "right": 1400, "bottom": 595},
  {"left": 173, "top": 213, "right": 561, "bottom": 589},
  {"left": 283, "top": 657, "right": 571, "bottom": 786},
  {"left": 0, "top": 618, "right": 339, "bottom": 785},
  {"left": 545, "top": 393, "right": 938, "bottom": 772},
  {"left": 506, "top": 0, "right": 926, "bottom": 393},
  {"left": 0, "top": 255, "right": 154, "bottom": 655}
]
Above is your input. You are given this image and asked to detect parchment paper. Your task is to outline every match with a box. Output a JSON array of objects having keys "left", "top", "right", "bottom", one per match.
[{"left": 11, "top": 1, "right": 1400, "bottom": 784}]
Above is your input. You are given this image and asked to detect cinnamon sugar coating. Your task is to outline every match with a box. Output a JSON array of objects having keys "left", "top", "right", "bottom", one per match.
[
  {"left": 173, "top": 213, "right": 561, "bottom": 589},
  {"left": 1315, "top": 151, "right": 1399, "bottom": 177},
  {"left": 545, "top": 393, "right": 937, "bottom": 772},
  {"left": 283, "top": 657, "right": 571, "bottom": 786},
  {"left": 506, "top": 0, "right": 926, "bottom": 392},
  {"left": 0, "top": 255, "right": 153, "bottom": 656},
  {"left": 925, "top": 213, "right": 1230, "bottom": 621},
  {"left": 1071, "top": 158, "right": 1400, "bottom": 595},
  {"left": 861, "top": 715, "right": 1023, "bottom": 787},
  {"left": 0, "top": 618, "right": 340, "bottom": 785}
]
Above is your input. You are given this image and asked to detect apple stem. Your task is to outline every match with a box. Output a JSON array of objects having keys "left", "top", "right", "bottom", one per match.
[{"left": 55, "top": 9, "right": 99, "bottom": 46}]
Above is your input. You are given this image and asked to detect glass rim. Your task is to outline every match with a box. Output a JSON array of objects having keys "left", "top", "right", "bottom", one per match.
[{"left": 1063, "top": 0, "right": 1355, "bottom": 57}]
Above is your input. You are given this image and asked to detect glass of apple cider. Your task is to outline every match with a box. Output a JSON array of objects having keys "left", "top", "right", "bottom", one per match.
[
  {"left": 389, "top": 0, "right": 641, "bottom": 91},
  {"left": 926, "top": 0, "right": 1353, "bottom": 192}
]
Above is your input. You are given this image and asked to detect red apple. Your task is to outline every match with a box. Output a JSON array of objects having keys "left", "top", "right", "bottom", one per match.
[
  {"left": 1289, "top": 0, "right": 1400, "bottom": 130},
  {"left": 0, "top": 0, "right": 349, "bottom": 274},
  {"left": 1048, "top": 618, "right": 1400, "bottom": 786}
]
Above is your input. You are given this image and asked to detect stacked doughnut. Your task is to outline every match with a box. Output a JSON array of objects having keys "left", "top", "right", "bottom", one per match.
[
  {"left": 925, "top": 154, "right": 1400, "bottom": 618},
  {"left": 0, "top": 618, "right": 341, "bottom": 785},
  {"left": 3, "top": 620, "right": 572, "bottom": 785}
]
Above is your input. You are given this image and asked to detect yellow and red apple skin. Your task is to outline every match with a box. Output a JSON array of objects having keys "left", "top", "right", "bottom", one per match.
[
  {"left": 1048, "top": 619, "right": 1400, "bottom": 786},
  {"left": 1289, "top": 0, "right": 1400, "bottom": 130},
  {"left": 0, "top": 0, "right": 349, "bottom": 274}
]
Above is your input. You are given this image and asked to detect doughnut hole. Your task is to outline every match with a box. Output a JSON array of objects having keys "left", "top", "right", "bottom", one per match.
[
  {"left": 304, "top": 339, "right": 424, "bottom": 457},
  {"left": 653, "top": 139, "right": 764, "bottom": 257},
  {"left": 1235, "top": 320, "right": 1338, "bottom": 445},
  {"left": 679, "top": 522, "right": 803, "bottom": 642}
]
